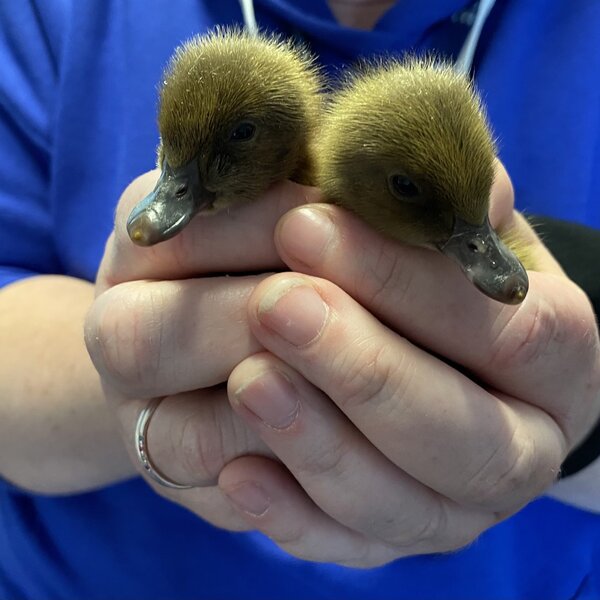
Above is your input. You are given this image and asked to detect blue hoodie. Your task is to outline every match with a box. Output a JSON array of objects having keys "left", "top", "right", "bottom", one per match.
[{"left": 1, "top": 1, "right": 599, "bottom": 598}]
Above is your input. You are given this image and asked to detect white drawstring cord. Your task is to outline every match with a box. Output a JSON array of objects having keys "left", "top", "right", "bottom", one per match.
[
  {"left": 238, "top": 0, "right": 259, "bottom": 35},
  {"left": 237, "top": 0, "right": 495, "bottom": 71},
  {"left": 455, "top": 0, "right": 497, "bottom": 73}
]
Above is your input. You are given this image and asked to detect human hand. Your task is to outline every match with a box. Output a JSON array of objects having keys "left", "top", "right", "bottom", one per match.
[
  {"left": 85, "top": 171, "right": 318, "bottom": 530},
  {"left": 219, "top": 162, "right": 600, "bottom": 566}
]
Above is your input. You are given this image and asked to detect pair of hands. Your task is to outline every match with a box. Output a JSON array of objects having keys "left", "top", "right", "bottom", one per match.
[{"left": 85, "top": 163, "right": 600, "bottom": 568}]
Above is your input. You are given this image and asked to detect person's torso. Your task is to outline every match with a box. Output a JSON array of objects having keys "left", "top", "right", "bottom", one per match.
[{"left": 2, "top": 1, "right": 600, "bottom": 597}]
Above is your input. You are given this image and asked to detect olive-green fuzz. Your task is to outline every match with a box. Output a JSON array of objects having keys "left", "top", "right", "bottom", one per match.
[
  {"left": 317, "top": 57, "right": 499, "bottom": 247},
  {"left": 156, "top": 27, "right": 323, "bottom": 213}
]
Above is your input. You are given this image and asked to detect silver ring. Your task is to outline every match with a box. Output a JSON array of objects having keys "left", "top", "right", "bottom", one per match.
[{"left": 135, "top": 398, "right": 193, "bottom": 490}]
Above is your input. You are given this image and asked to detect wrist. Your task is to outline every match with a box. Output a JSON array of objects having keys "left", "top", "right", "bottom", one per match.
[{"left": 0, "top": 275, "right": 134, "bottom": 494}]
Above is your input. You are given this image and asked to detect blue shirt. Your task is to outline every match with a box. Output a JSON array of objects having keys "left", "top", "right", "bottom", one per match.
[{"left": 1, "top": 1, "right": 599, "bottom": 598}]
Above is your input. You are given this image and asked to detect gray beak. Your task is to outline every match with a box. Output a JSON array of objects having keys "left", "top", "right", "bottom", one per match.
[
  {"left": 437, "top": 216, "right": 529, "bottom": 304},
  {"left": 127, "top": 158, "right": 213, "bottom": 246}
]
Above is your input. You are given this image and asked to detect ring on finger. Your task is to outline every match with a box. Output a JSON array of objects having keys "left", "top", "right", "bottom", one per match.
[{"left": 135, "top": 398, "right": 193, "bottom": 490}]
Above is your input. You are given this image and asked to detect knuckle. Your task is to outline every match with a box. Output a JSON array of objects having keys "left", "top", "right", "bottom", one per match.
[
  {"left": 334, "top": 340, "right": 414, "bottom": 414},
  {"left": 369, "top": 500, "right": 481, "bottom": 557},
  {"left": 178, "top": 404, "right": 231, "bottom": 484},
  {"left": 489, "top": 280, "right": 597, "bottom": 374},
  {"left": 489, "top": 298, "right": 557, "bottom": 371},
  {"left": 333, "top": 341, "right": 390, "bottom": 410},
  {"left": 466, "top": 439, "right": 529, "bottom": 507},
  {"left": 273, "top": 527, "right": 306, "bottom": 551},
  {"left": 386, "top": 498, "right": 448, "bottom": 550},
  {"left": 87, "top": 284, "right": 164, "bottom": 394},
  {"left": 362, "top": 242, "right": 412, "bottom": 313},
  {"left": 270, "top": 527, "right": 313, "bottom": 561},
  {"left": 298, "top": 436, "right": 349, "bottom": 480},
  {"left": 464, "top": 431, "right": 558, "bottom": 509}
]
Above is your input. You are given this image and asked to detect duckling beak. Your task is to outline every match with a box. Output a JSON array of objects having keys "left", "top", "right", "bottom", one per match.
[
  {"left": 437, "top": 216, "right": 529, "bottom": 305},
  {"left": 127, "top": 158, "right": 214, "bottom": 246}
]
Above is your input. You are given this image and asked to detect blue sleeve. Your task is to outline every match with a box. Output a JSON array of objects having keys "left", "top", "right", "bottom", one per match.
[{"left": 0, "top": 1, "right": 70, "bottom": 290}]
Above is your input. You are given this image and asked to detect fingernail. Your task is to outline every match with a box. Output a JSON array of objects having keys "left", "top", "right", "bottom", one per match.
[
  {"left": 225, "top": 482, "right": 270, "bottom": 517},
  {"left": 278, "top": 207, "right": 335, "bottom": 267},
  {"left": 258, "top": 278, "right": 328, "bottom": 346},
  {"left": 235, "top": 370, "right": 299, "bottom": 429}
]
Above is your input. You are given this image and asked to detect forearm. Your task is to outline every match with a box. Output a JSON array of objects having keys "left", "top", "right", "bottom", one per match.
[{"left": 0, "top": 275, "right": 134, "bottom": 494}]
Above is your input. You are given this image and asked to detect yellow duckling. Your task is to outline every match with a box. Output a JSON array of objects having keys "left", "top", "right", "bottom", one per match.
[
  {"left": 127, "top": 28, "right": 322, "bottom": 246},
  {"left": 316, "top": 57, "right": 531, "bottom": 304}
]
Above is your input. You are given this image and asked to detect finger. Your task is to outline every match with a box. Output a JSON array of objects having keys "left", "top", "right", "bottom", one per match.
[
  {"left": 102, "top": 382, "right": 270, "bottom": 532},
  {"left": 85, "top": 275, "right": 263, "bottom": 397},
  {"left": 245, "top": 274, "right": 566, "bottom": 512},
  {"left": 98, "top": 172, "right": 320, "bottom": 291},
  {"left": 219, "top": 455, "right": 400, "bottom": 567},
  {"left": 488, "top": 160, "right": 515, "bottom": 228},
  {"left": 275, "top": 203, "right": 598, "bottom": 446},
  {"left": 118, "top": 387, "right": 272, "bottom": 488},
  {"left": 228, "top": 352, "right": 495, "bottom": 550},
  {"left": 98, "top": 384, "right": 257, "bottom": 531}
]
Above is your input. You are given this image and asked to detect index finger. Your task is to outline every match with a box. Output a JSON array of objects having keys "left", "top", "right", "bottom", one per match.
[{"left": 98, "top": 171, "right": 320, "bottom": 291}]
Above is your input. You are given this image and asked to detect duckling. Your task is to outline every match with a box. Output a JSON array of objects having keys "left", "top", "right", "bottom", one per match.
[
  {"left": 316, "top": 58, "right": 531, "bottom": 304},
  {"left": 127, "top": 28, "right": 322, "bottom": 246}
]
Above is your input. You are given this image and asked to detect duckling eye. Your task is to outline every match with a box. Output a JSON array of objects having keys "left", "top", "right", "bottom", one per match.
[
  {"left": 230, "top": 122, "right": 256, "bottom": 142},
  {"left": 175, "top": 184, "right": 188, "bottom": 197},
  {"left": 390, "top": 175, "right": 420, "bottom": 199}
]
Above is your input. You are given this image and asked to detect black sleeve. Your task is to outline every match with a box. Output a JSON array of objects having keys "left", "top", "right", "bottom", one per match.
[{"left": 528, "top": 216, "right": 600, "bottom": 478}]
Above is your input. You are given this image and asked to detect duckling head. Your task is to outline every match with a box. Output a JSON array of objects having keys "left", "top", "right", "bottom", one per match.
[
  {"left": 128, "top": 28, "right": 322, "bottom": 246},
  {"left": 317, "top": 58, "right": 528, "bottom": 304}
]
